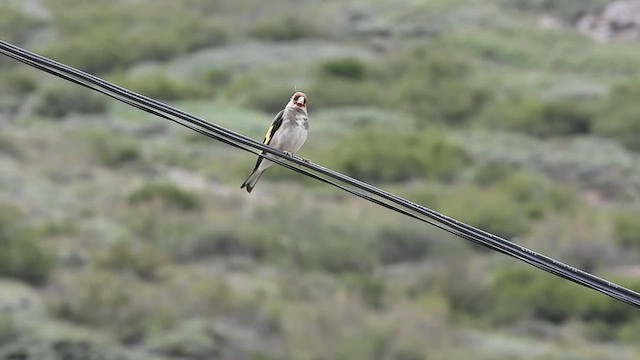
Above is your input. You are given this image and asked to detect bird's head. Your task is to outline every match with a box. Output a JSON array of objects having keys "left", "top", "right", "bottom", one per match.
[{"left": 289, "top": 91, "right": 307, "bottom": 110}]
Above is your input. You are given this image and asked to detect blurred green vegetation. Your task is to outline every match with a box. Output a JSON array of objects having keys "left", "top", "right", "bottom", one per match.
[
  {"left": 476, "top": 97, "right": 595, "bottom": 137},
  {"left": 34, "top": 84, "right": 108, "bottom": 118},
  {"left": 250, "top": 14, "right": 322, "bottom": 42},
  {"left": 1, "top": 0, "right": 640, "bottom": 359},
  {"left": 323, "top": 127, "right": 469, "bottom": 182},
  {"left": 503, "top": 0, "right": 611, "bottom": 22},
  {"left": 42, "top": 0, "right": 230, "bottom": 74},
  {"left": 0, "top": 3, "right": 44, "bottom": 45},
  {"left": 307, "top": 50, "right": 492, "bottom": 125},
  {"left": 321, "top": 58, "right": 368, "bottom": 80},
  {"left": 109, "top": 72, "right": 213, "bottom": 101},
  {"left": 0, "top": 203, "right": 53, "bottom": 286},
  {"left": 0, "top": 69, "right": 38, "bottom": 97},
  {"left": 613, "top": 211, "right": 640, "bottom": 250},
  {"left": 128, "top": 183, "right": 202, "bottom": 212},
  {"left": 83, "top": 127, "right": 142, "bottom": 167},
  {"left": 594, "top": 81, "right": 640, "bottom": 151},
  {"left": 490, "top": 267, "right": 640, "bottom": 338}
]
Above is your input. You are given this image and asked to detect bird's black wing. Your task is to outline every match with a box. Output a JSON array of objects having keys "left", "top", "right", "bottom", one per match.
[
  {"left": 252, "top": 110, "right": 284, "bottom": 171},
  {"left": 262, "top": 110, "right": 284, "bottom": 145}
]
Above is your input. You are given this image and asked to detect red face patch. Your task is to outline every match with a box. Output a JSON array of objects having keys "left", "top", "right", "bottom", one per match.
[{"left": 293, "top": 92, "right": 307, "bottom": 105}]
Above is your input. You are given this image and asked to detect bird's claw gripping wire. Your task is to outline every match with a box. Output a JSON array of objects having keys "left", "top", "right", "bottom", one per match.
[{"left": 284, "top": 151, "right": 310, "bottom": 163}]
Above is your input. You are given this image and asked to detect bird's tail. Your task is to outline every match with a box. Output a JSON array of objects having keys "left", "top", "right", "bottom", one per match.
[{"left": 240, "top": 169, "right": 265, "bottom": 193}]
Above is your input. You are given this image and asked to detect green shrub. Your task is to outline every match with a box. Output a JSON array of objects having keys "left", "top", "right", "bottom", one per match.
[
  {"left": 50, "top": 271, "right": 173, "bottom": 344},
  {"left": 250, "top": 14, "right": 320, "bottom": 41},
  {"left": 321, "top": 58, "right": 367, "bottom": 80},
  {"left": 476, "top": 96, "right": 595, "bottom": 138},
  {"left": 380, "top": 49, "right": 492, "bottom": 125},
  {"left": 45, "top": 0, "right": 229, "bottom": 73},
  {"left": 0, "top": 135, "right": 25, "bottom": 159},
  {"left": 200, "top": 66, "right": 235, "bottom": 94},
  {"left": 44, "top": 30, "right": 132, "bottom": 74},
  {"left": 498, "top": 170, "right": 577, "bottom": 218},
  {"left": 474, "top": 166, "right": 578, "bottom": 218},
  {"left": 346, "top": 275, "right": 387, "bottom": 310},
  {"left": 420, "top": 131, "right": 472, "bottom": 182},
  {"left": 473, "top": 162, "right": 514, "bottom": 187},
  {"left": 128, "top": 183, "right": 202, "bottom": 211},
  {"left": 596, "top": 109, "right": 640, "bottom": 151},
  {"left": 295, "top": 238, "right": 377, "bottom": 274},
  {"left": 0, "top": 203, "right": 53, "bottom": 286},
  {"left": 308, "top": 48, "right": 492, "bottom": 120},
  {"left": 438, "top": 264, "right": 493, "bottom": 317},
  {"left": 612, "top": 211, "right": 640, "bottom": 250},
  {"left": 375, "top": 226, "right": 433, "bottom": 264},
  {"left": 503, "top": 0, "right": 610, "bottom": 22},
  {"left": 269, "top": 205, "right": 379, "bottom": 273},
  {"left": 0, "top": 94, "right": 20, "bottom": 115},
  {"left": 444, "top": 169, "right": 578, "bottom": 240},
  {"left": 280, "top": 273, "right": 339, "bottom": 302},
  {"left": 189, "top": 18, "right": 231, "bottom": 49},
  {"left": 617, "top": 318, "right": 640, "bottom": 343},
  {"left": 174, "top": 225, "right": 265, "bottom": 262},
  {"left": 440, "top": 186, "right": 531, "bottom": 240},
  {"left": 0, "top": 69, "right": 38, "bottom": 96},
  {"left": 44, "top": 0, "right": 229, "bottom": 73},
  {"left": 0, "top": 4, "right": 44, "bottom": 45},
  {"left": 334, "top": 328, "right": 391, "bottom": 360},
  {"left": 0, "top": 230, "right": 53, "bottom": 286},
  {"left": 35, "top": 84, "right": 108, "bottom": 118},
  {"left": 0, "top": 330, "right": 135, "bottom": 360},
  {"left": 324, "top": 128, "right": 469, "bottom": 183},
  {"left": 330, "top": 318, "right": 435, "bottom": 360},
  {"left": 577, "top": 276, "right": 640, "bottom": 326},
  {"left": 238, "top": 199, "right": 379, "bottom": 273},
  {"left": 38, "top": 218, "right": 78, "bottom": 237},
  {"left": 123, "top": 208, "right": 210, "bottom": 259},
  {"left": 491, "top": 267, "right": 640, "bottom": 330},
  {"left": 0, "top": 203, "right": 21, "bottom": 231},
  {"left": 84, "top": 128, "right": 141, "bottom": 167},
  {"left": 311, "top": 107, "right": 417, "bottom": 137},
  {"left": 146, "top": 319, "right": 220, "bottom": 358},
  {"left": 491, "top": 266, "right": 566, "bottom": 323},
  {"left": 98, "top": 238, "right": 163, "bottom": 280},
  {"left": 111, "top": 72, "right": 212, "bottom": 101},
  {"left": 0, "top": 315, "right": 16, "bottom": 346},
  {"left": 193, "top": 277, "right": 236, "bottom": 314},
  {"left": 594, "top": 82, "right": 640, "bottom": 151}
]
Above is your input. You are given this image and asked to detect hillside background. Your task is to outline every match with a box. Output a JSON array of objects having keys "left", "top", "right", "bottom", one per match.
[{"left": 0, "top": 0, "right": 639, "bottom": 359}]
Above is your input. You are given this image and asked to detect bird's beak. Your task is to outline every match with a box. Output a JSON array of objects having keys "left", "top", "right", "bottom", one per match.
[{"left": 296, "top": 96, "right": 305, "bottom": 105}]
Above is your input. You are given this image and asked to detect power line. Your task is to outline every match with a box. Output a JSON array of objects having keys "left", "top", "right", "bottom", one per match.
[{"left": 1, "top": 39, "right": 639, "bottom": 308}]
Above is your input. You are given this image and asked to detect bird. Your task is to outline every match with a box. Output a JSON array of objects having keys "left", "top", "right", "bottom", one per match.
[{"left": 241, "top": 91, "right": 309, "bottom": 193}]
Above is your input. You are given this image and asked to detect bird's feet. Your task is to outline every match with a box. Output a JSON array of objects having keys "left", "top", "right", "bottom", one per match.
[{"left": 282, "top": 151, "right": 309, "bottom": 163}]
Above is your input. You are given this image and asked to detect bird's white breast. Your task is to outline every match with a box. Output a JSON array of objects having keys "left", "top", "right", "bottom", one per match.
[{"left": 274, "top": 120, "right": 308, "bottom": 154}]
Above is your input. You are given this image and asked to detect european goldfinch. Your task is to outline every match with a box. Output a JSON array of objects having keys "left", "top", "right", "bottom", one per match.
[{"left": 241, "top": 91, "right": 309, "bottom": 193}]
